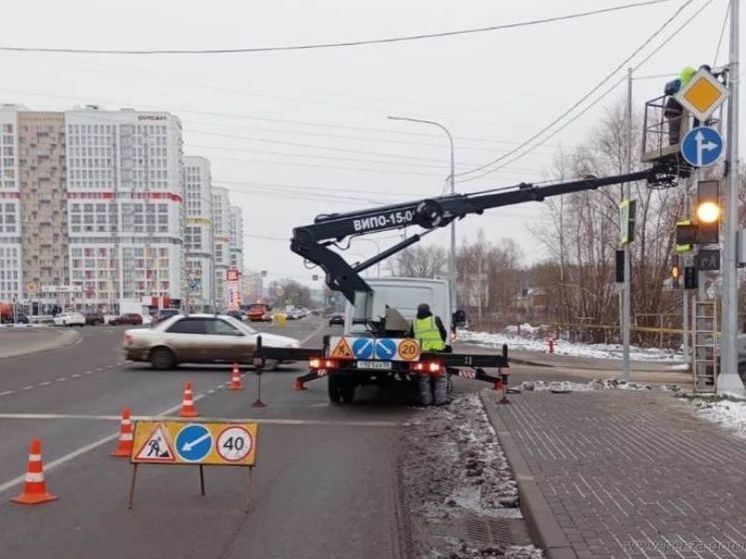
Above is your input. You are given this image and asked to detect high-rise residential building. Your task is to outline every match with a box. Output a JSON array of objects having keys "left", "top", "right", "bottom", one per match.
[
  {"left": 0, "top": 106, "right": 22, "bottom": 302},
  {"left": 211, "top": 186, "right": 230, "bottom": 308},
  {"left": 17, "top": 112, "right": 69, "bottom": 305},
  {"left": 227, "top": 205, "right": 244, "bottom": 308},
  {"left": 228, "top": 205, "right": 244, "bottom": 272},
  {"left": 65, "top": 106, "right": 184, "bottom": 311},
  {"left": 241, "top": 271, "right": 264, "bottom": 304},
  {"left": 183, "top": 156, "right": 214, "bottom": 312}
]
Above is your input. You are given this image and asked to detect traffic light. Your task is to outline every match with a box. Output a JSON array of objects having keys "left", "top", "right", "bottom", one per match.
[
  {"left": 695, "top": 180, "right": 720, "bottom": 244},
  {"left": 675, "top": 219, "right": 695, "bottom": 252},
  {"left": 671, "top": 255, "right": 680, "bottom": 289}
]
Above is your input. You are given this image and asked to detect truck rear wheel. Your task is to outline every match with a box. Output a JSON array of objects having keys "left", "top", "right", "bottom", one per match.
[{"left": 328, "top": 375, "right": 356, "bottom": 404}]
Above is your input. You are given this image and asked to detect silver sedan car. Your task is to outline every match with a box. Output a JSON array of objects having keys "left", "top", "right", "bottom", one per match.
[{"left": 123, "top": 314, "right": 300, "bottom": 370}]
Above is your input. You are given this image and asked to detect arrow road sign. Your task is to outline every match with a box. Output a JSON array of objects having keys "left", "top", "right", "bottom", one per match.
[
  {"left": 175, "top": 424, "right": 213, "bottom": 462},
  {"left": 374, "top": 338, "right": 397, "bottom": 360},
  {"left": 681, "top": 126, "right": 723, "bottom": 168},
  {"left": 351, "top": 338, "right": 374, "bottom": 359}
]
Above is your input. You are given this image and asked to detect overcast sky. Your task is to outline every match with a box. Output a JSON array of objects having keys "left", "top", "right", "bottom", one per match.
[{"left": 0, "top": 0, "right": 739, "bottom": 287}]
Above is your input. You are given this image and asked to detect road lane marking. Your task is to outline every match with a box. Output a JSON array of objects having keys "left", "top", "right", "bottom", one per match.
[
  {"left": 83, "top": 371, "right": 93, "bottom": 375},
  {"left": 38, "top": 381, "right": 52, "bottom": 386},
  {"left": 0, "top": 393, "right": 209, "bottom": 497},
  {"left": 22, "top": 385, "right": 33, "bottom": 390},
  {"left": 0, "top": 413, "right": 399, "bottom": 427},
  {"left": 71, "top": 373, "right": 81, "bottom": 378},
  {"left": 95, "top": 367, "right": 104, "bottom": 372},
  {"left": 57, "top": 378, "right": 67, "bottom": 382},
  {"left": 0, "top": 390, "right": 13, "bottom": 396}
]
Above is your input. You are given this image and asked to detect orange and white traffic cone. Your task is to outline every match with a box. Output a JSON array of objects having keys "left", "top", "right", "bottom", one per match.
[
  {"left": 11, "top": 439, "right": 57, "bottom": 505},
  {"left": 111, "top": 407, "right": 134, "bottom": 457},
  {"left": 228, "top": 363, "right": 244, "bottom": 391},
  {"left": 179, "top": 381, "right": 199, "bottom": 418}
]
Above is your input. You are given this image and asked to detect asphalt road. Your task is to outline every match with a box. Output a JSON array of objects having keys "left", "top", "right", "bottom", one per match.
[{"left": 0, "top": 317, "right": 684, "bottom": 559}]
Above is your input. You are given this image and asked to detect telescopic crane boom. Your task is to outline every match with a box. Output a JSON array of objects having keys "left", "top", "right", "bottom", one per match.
[{"left": 291, "top": 165, "right": 671, "bottom": 303}]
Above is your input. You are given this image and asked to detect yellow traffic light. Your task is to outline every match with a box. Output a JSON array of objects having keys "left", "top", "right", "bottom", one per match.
[
  {"left": 696, "top": 201, "right": 720, "bottom": 224},
  {"left": 671, "top": 265, "right": 680, "bottom": 279}
]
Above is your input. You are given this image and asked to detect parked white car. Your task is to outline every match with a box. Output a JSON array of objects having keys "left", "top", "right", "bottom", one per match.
[{"left": 53, "top": 312, "right": 86, "bottom": 327}]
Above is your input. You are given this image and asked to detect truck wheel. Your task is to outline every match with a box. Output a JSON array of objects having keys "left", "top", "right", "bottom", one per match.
[
  {"left": 328, "top": 375, "right": 343, "bottom": 403},
  {"left": 150, "top": 347, "right": 175, "bottom": 371},
  {"left": 340, "top": 382, "right": 356, "bottom": 404}
]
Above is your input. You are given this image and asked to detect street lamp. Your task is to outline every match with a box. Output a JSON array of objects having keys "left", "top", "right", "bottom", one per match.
[{"left": 388, "top": 116, "right": 457, "bottom": 312}]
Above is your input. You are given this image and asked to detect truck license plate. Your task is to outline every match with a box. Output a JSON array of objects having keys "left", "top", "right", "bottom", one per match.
[{"left": 357, "top": 360, "right": 392, "bottom": 370}]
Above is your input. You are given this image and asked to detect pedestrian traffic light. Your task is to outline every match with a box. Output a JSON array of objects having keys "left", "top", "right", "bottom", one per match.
[
  {"left": 671, "top": 255, "right": 680, "bottom": 288},
  {"left": 695, "top": 180, "right": 720, "bottom": 244}
]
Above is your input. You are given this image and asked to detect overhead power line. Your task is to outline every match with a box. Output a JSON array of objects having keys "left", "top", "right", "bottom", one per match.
[
  {"left": 459, "top": 0, "right": 714, "bottom": 185},
  {"left": 456, "top": 0, "right": 697, "bottom": 182},
  {"left": 0, "top": 1, "right": 670, "bottom": 55}
]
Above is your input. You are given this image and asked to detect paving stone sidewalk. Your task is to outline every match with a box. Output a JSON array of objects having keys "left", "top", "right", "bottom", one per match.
[{"left": 484, "top": 390, "right": 746, "bottom": 559}]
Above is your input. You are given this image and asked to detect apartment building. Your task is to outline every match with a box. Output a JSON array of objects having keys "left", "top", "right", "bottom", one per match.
[
  {"left": 183, "top": 156, "right": 214, "bottom": 312},
  {"left": 65, "top": 106, "right": 184, "bottom": 311},
  {"left": 0, "top": 106, "right": 22, "bottom": 302},
  {"left": 211, "top": 186, "right": 230, "bottom": 308}
]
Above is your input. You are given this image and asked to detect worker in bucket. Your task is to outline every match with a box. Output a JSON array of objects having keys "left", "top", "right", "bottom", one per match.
[
  {"left": 663, "top": 65, "right": 696, "bottom": 145},
  {"left": 411, "top": 303, "right": 449, "bottom": 406}
]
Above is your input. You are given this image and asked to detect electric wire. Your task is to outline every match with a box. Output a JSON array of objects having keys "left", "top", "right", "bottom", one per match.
[
  {"left": 712, "top": 0, "right": 731, "bottom": 67},
  {"left": 454, "top": 0, "right": 697, "bottom": 181},
  {"left": 0, "top": 1, "right": 671, "bottom": 55},
  {"left": 457, "top": 0, "right": 710, "bottom": 184}
]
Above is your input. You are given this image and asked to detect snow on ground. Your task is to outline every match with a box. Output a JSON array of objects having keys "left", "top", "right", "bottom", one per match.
[
  {"left": 400, "top": 393, "right": 543, "bottom": 558},
  {"left": 460, "top": 328, "right": 683, "bottom": 362},
  {"left": 690, "top": 397, "right": 746, "bottom": 438}
]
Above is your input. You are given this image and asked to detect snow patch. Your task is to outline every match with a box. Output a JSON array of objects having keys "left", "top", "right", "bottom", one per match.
[
  {"left": 692, "top": 398, "right": 746, "bottom": 437},
  {"left": 519, "top": 379, "right": 681, "bottom": 393},
  {"left": 460, "top": 328, "right": 683, "bottom": 362}
]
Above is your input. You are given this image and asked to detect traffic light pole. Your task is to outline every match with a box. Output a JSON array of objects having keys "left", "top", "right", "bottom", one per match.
[{"left": 717, "top": 0, "right": 743, "bottom": 395}]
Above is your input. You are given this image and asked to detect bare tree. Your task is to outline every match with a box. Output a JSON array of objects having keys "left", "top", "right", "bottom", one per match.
[{"left": 391, "top": 245, "right": 447, "bottom": 278}]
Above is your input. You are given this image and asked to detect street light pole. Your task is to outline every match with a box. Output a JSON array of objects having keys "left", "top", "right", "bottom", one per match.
[
  {"left": 388, "top": 116, "right": 457, "bottom": 313},
  {"left": 718, "top": 0, "right": 743, "bottom": 395}
]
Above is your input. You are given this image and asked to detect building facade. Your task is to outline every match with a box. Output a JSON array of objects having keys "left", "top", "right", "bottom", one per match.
[
  {"left": 183, "top": 156, "right": 214, "bottom": 312},
  {"left": 65, "top": 107, "right": 184, "bottom": 312},
  {"left": 17, "top": 112, "right": 69, "bottom": 306},
  {"left": 0, "top": 106, "right": 22, "bottom": 302},
  {"left": 211, "top": 186, "right": 230, "bottom": 308},
  {"left": 228, "top": 205, "right": 244, "bottom": 308}
]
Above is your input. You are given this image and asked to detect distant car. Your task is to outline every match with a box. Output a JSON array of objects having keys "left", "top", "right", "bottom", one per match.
[
  {"left": 151, "top": 309, "right": 181, "bottom": 325},
  {"left": 329, "top": 313, "right": 344, "bottom": 326},
  {"left": 248, "top": 304, "right": 272, "bottom": 322},
  {"left": 1, "top": 312, "right": 29, "bottom": 324},
  {"left": 53, "top": 312, "right": 86, "bottom": 327},
  {"left": 224, "top": 309, "right": 243, "bottom": 321},
  {"left": 123, "top": 314, "right": 300, "bottom": 371},
  {"left": 286, "top": 308, "right": 304, "bottom": 320},
  {"left": 85, "top": 312, "right": 105, "bottom": 326},
  {"left": 109, "top": 313, "right": 144, "bottom": 326}
]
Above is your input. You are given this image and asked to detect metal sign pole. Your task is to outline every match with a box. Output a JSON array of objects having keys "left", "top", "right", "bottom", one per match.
[
  {"left": 718, "top": 0, "right": 744, "bottom": 395},
  {"left": 622, "top": 67, "right": 633, "bottom": 382}
]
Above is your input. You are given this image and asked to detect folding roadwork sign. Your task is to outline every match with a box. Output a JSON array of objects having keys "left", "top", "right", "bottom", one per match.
[{"left": 129, "top": 420, "right": 259, "bottom": 512}]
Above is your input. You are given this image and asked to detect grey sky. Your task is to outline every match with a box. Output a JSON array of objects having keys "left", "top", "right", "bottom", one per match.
[{"left": 0, "top": 0, "right": 738, "bottom": 287}]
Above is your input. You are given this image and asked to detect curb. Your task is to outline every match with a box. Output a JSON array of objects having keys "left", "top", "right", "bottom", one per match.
[
  {"left": 480, "top": 390, "right": 577, "bottom": 559},
  {"left": 0, "top": 328, "right": 81, "bottom": 360}
]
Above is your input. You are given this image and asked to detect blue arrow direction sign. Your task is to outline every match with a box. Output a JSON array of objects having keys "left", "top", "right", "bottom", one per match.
[
  {"left": 175, "top": 424, "right": 212, "bottom": 462},
  {"left": 681, "top": 126, "right": 724, "bottom": 167},
  {"left": 351, "top": 337, "right": 374, "bottom": 359},
  {"left": 374, "top": 338, "right": 397, "bottom": 360}
]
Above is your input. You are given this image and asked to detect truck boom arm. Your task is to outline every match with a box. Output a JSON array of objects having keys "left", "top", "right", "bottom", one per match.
[{"left": 291, "top": 166, "right": 667, "bottom": 303}]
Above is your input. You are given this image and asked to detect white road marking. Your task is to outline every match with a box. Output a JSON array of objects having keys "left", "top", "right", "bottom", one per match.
[
  {"left": 21, "top": 385, "right": 33, "bottom": 391},
  {"left": 57, "top": 378, "right": 68, "bottom": 382},
  {"left": 95, "top": 367, "right": 104, "bottom": 372},
  {"left": 38, "top": 381, "right": 52, "bottom": 386},
  {"left": 0, "top": 412, "right": 399, "bottom": 427},
  {"left": 71, "top": 373, "right": 81, "bottom": 378},
  {"left": 0, "top": 394, "right": 210, "bottom": 496},
  {"left": 83, "top": 371, "right": 93, "bottom": 375},
  {"left": 0, "top": 390, "right": 13, "bottom": 396}
]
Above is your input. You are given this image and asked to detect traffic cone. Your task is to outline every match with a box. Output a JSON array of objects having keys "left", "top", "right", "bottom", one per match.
[
  {"left": 111, "top": 407, "right": 134, "bottom": 457},
  {"left": 180, "top": 381, "right": 199, "bottom": 417},
  {"left": 228, "top": 363, "right": 244, "bottom": 391},
  {"left": 11, "top": 439, "right": 57, "bottom": 505}
]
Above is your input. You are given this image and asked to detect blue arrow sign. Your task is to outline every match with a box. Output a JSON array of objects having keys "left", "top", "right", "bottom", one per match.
[
  {"left": 681, "top": 126, "right": 723, "bottom": 167},
  {"left": 374, "top": 338, "right": 397, "bottom": 360},
  {"left": 175, "top": 424, "right": 212, "bottom": 462},
  {"left": 351, "top": 337, "right": 374, "bottom": 359}
]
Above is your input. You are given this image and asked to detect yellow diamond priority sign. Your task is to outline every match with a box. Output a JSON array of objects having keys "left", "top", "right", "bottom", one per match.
[{"left": 675, "top": 69, "right": 728, "bottom": 122}]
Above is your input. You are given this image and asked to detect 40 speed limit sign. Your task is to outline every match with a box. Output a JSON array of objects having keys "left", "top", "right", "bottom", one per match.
[{"left": 217, "top": 426, "right": 255, "bottom": 462}]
